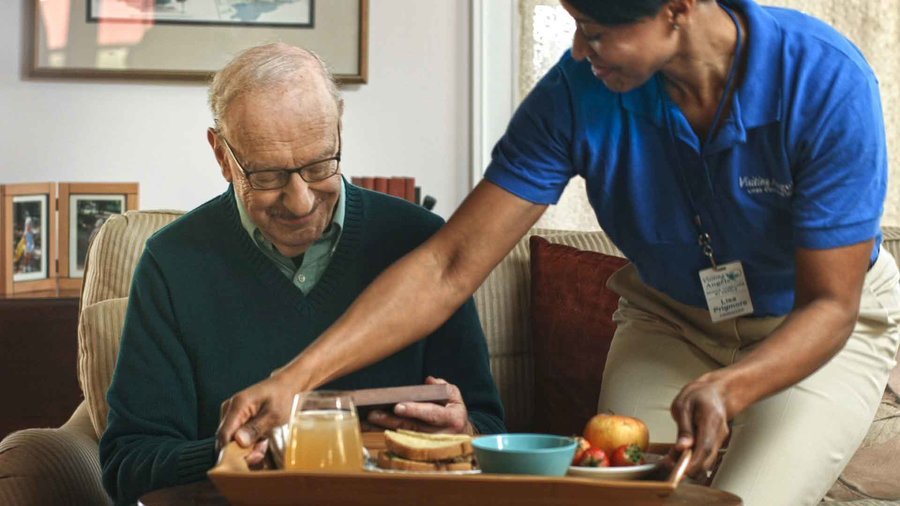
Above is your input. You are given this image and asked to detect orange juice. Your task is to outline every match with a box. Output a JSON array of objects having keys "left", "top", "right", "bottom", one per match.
[{"left": 286, "top": 409, "right": 364, "bottom": 471}]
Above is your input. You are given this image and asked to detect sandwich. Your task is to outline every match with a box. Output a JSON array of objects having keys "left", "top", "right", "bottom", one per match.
[{"left": 377, "top": 429, "right": 476, "bottom": 472}]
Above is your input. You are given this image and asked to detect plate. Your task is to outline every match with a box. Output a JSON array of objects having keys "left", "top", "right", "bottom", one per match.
[
  {"left": 566, "top": 453, "right": 663, "bottom": 481},
  {"left": 364, "top": 459, "right": 481, "bottom": 475}
]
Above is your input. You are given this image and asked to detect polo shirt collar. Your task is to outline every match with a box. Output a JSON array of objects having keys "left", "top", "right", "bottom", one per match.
[
  {"left": 620, "top": 0, "right": 782, "bottom": 131},
  {"left": 726, "top": 0, "right": 782, "bottom": 128}
]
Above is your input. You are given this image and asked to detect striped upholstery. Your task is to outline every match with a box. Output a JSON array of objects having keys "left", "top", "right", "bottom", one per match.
[
  {"left": 78, "top": 211, "right": 183, "bottom": 439},
  {"left": 0, "top": 403, "right": 111, "bottom": 506},
  {"left": 79, "top": 298, "right": 128, "bottom": 439},
  {"left": 81, "top": 211, "right": 184, "bottom": 308}
]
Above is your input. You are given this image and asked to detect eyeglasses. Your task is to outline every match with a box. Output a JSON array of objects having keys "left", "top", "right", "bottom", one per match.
[{"left": 219, "top": 131, "right": 341, "bottom": 191}]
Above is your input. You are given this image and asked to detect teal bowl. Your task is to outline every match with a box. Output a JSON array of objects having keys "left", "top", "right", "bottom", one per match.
[{"left": 472, "top": 434, "right": 576, "bottom": 476}]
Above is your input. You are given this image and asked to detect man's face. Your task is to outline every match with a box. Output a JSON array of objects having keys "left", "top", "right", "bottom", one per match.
[
  {"left": 211, "top": 84, "right": 342, "bottom": 258},
  {"left": 561, "top": 1, "right": 677, "bottom": 93}
]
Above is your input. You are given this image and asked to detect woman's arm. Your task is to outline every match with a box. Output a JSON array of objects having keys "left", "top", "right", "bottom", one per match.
[
  {"left": 670, "top": 239, "right": 874, "bottom": 476},
  {"left": 217, "top": 180, "right": 546, "bottom": 449}
]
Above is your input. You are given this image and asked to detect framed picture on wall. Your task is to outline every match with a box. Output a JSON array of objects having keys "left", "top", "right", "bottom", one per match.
[
  {"left": 58, "top": 183, "right": 139, "bottom": 290},
  {"left": 87, "top": 0, "right": 314, "bottom": 28},
  {"left": 30, "top": 0, "right": 367, "bottom": 83},
  {"left": 0, "top": 183, "right": 58, "bottom": 295}
]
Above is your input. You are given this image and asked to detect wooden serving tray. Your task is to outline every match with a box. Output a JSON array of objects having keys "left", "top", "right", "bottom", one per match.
[{"left": 209, "top": 435, "right": 691, "bottom": 506}]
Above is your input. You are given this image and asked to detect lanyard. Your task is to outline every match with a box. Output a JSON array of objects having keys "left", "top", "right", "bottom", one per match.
[{"left": 661, "top": 2, "right": 744, "bottom": 270}]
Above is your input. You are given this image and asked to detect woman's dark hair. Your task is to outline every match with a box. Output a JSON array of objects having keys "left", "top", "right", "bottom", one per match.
[{"left": 565, "top": 0, "right": 670, "bottom": 26}]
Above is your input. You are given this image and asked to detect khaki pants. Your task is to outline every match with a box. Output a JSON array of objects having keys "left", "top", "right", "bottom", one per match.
[{"left": 598, "top": 249, "right": 900, "bottom": 506}]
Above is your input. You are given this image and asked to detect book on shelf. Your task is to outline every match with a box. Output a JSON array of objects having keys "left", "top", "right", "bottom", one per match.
[{"left": 373, "top": 177, "right": 389, "bottom": 194}]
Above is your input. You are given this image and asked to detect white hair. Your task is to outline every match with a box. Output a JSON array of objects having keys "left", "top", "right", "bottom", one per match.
[{"left": 208, "top": 43, "right": 342, "bottom": 134}]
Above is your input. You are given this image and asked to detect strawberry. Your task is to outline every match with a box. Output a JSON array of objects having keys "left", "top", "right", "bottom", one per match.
[{"left": 610, "top": 444, "right": 645, "bottom": 467}]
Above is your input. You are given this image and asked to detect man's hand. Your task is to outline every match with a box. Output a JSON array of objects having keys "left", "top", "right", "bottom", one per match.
[
  {"left": 365, "top": 377, "right": 475, "bottom": 435},
  {"left": 667, "top": 372, "right": 731, "bottom": 479},
  {"left": 245, "top": 439, "right": 269, "bottom": 469},
  {"left": 216, "top": 372, "right": 297, "bottom": 452}
]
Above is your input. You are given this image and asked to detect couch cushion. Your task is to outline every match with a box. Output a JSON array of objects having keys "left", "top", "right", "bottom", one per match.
[
  {"left": 475, "top": 228, "right": 623, "bottom": 432},
  {"left": 78, "top": 298, "right": 128, "bottom": 439},
  {"left": 529, "top": 236, "right": 628, "bottom": 436},
  {"left": 0, "top": 414, "right": 111, "bottom": 506}
]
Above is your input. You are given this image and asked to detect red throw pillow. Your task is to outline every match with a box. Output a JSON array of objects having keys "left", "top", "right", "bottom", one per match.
[{"left": 529, "top": 236, "right": 629, "bottom": 437}]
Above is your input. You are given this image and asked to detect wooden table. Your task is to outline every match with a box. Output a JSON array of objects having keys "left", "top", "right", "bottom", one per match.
[{"left": 139, "top": 479, "right": 742, "bottom": 506}]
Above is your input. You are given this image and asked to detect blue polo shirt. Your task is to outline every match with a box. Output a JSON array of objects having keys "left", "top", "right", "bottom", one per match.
[{"left": 484, "top": 0, "right": 887, "bottom": 316}]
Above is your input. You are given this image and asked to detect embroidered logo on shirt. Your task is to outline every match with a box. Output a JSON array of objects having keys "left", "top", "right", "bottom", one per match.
[{"left": 739, "top": 176, "right": 793, "bottom": 198}]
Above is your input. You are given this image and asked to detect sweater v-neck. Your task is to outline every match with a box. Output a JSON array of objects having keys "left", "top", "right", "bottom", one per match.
[{"left": 218, "top": 181, "right": 364, "bottom": 315}]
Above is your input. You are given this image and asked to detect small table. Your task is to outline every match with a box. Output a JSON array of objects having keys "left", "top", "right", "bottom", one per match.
[{"left": 139, "top": 479, "right": 742, "bottom": 505}]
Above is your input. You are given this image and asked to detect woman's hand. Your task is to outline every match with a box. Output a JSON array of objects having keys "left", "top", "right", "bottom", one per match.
[
  {"left": 365, "top": 377, "right": 475, "bottom": 435},
  {"left": 216, "top": 371, "right": 299, "bottom": 452},
  {"left": 668, "top": 372, "right": 733, "bottom": 479}
]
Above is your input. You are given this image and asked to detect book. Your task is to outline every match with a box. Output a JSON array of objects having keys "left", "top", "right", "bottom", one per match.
[
  {"left": 404, "top": 177, "right": 416, "bottom": 203},
  {"left": 373, "top": 177, "right": 389, "bottom": 194},
  {"left": 388, "top": 177, "right": 406, "bottom": 199}
]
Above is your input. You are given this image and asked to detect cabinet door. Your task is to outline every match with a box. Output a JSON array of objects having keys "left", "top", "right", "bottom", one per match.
[{"left": 0, "top": 296, "right": 81, "bottom": 437}]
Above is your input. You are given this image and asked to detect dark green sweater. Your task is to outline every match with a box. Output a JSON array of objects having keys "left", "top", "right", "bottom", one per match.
[{"left": 99, "top": 184, "right": 504, "bottom": 505}]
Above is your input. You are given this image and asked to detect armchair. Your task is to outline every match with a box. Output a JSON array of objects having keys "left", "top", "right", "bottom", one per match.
[{"left": 0, "top": 211, "right": 183, "bottom": 505}]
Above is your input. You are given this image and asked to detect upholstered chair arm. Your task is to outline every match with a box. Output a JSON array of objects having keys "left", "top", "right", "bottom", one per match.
[{"left": 0, "top": 402, "right": 111, "bottom": 506}]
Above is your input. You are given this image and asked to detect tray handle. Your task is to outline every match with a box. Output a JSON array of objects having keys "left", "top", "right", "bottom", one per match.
[
  {"left": 215, "top": 441, "right": 253, "bottom": 473},
  {"left": 666, "top": 448, "right": 692, "bottom": 486}
]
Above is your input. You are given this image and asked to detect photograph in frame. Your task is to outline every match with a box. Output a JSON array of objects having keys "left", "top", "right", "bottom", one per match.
[
  {"left": 32, "top": 0, "right": 367, "bottom": 82},
  {"left": 68, "top": 194, "right": 125, "bottom": 278},
  {"left": 11, "top": 195, "right": 48, "bottom": 282},
  {"left": 56, "top": 182, "right": 138, "bottom": 290},
  {"left": 88, "top": 0, "right": 314, "bottom": 28}
]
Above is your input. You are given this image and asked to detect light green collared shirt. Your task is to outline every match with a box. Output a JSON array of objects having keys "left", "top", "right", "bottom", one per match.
[{"left": 235, "top": 178, "right": 346, "bottom": 294}]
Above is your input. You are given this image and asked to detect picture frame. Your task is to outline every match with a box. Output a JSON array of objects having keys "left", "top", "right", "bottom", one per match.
[
  {"left": 0, "top": 183, "right": 58, "bottom": 295},
  {"left": 30, "top": 0, "right": 368, "bottom": 83},
  {"left": 58, "top": 182, "right": 139, "bottom": 290}
]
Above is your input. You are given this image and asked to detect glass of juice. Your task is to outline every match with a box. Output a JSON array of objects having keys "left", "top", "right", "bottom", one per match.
[{"left": 285, "top": 390, "right": 364, "bottom": 471}]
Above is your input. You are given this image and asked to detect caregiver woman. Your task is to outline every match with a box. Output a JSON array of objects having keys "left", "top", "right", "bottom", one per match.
[{"left": 219, "top": 1, "right": 899, "bottom": 504}]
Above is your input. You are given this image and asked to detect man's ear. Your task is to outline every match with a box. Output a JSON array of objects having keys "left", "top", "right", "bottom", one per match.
[{"left": 207, "top": 127, "right": 233, "bottom": 183}]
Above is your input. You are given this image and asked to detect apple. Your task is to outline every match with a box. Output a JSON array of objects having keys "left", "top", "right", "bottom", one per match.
[{"left": 582, "top": 413, "right": 649, "bottom": 457}]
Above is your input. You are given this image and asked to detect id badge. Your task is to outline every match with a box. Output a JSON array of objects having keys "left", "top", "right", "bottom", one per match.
[{"left": 699, "top": 261, "right": 754, "bottom": 322}]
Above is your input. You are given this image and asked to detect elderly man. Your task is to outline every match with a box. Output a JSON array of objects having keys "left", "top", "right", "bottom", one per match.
[{"left": 99, "top": 43, "right": 504, "bottom": 505}]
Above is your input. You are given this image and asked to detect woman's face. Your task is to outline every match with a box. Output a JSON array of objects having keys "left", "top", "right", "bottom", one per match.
[{"left": 561, "top": 1, "right": 677, "bottom": 93}]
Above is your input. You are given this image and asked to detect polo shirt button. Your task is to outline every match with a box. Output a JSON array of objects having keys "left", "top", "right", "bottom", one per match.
[{"left": 296, "top": 273, "right": 306, "bottom": 283}]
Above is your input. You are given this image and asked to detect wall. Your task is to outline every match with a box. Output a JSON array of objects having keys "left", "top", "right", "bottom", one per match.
[{"left": 0, "top": 1, "right": 471, "bottom": 219}]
